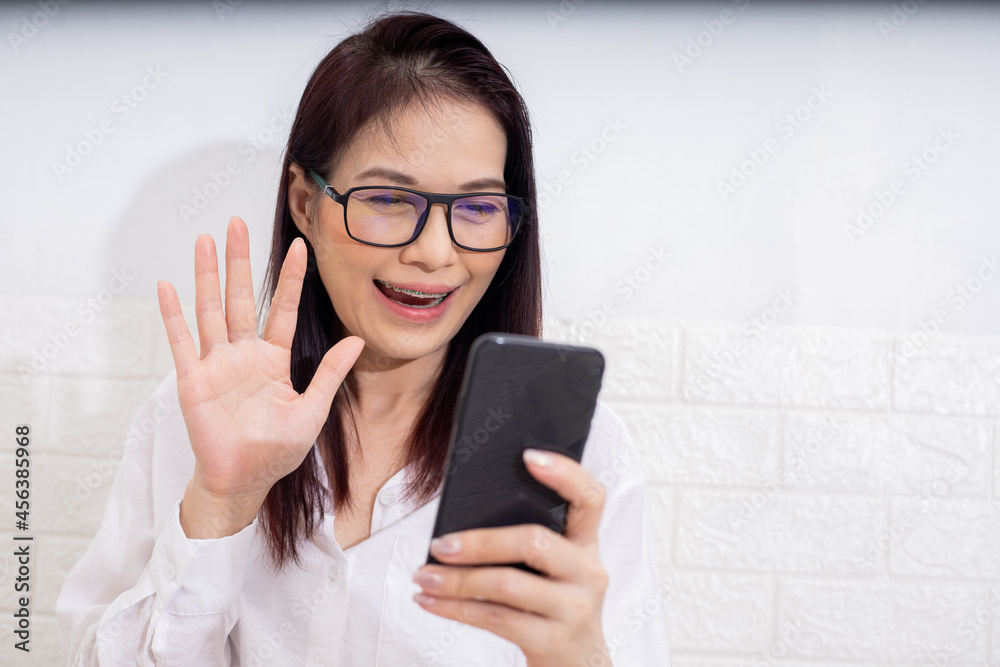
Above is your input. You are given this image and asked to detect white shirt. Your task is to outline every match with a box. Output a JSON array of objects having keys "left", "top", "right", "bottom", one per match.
[{"left": 57, "top": 371, "right": 671, "bottom": 666}]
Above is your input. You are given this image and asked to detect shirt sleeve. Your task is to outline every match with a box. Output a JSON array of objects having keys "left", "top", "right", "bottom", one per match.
[
  {"left": 56, "top": 374, "right": 259, "bottom": 666},
  {"left": 584, "top": 402, "right": 672, "bottom": 667}
]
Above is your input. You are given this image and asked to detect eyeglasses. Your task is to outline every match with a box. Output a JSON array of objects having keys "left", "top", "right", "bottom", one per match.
[{"left": 308, "top": 170, "right": 525, "bottom": 252}]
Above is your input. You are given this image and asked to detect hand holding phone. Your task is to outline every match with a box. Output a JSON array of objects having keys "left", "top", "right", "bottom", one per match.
[
  {"left": 426, "top": 333, "right": 605, "bottom": 570},
  {"left": 414, "top": 348, "right": 614, "bottom": 666}
]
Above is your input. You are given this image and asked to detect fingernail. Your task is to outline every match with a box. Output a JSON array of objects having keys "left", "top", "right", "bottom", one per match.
[
  {"left": 413, "top": 569, "right": 444, "bottom": 588},
  {"left": 414, "top": 592, "right": 436, "bottom": 606},
  {"left": 431, "top": 536, "right": 461, "bottom": 555},
  {"left": 523, "top": 449, "right": 553, "bottom": 468}
]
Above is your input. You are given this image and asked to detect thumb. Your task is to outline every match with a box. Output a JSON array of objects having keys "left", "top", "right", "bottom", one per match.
[{"left": 301, "top": 336, "right": 365, "bottom": 419}]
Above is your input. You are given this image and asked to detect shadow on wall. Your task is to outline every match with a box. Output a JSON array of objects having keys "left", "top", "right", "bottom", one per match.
[{"left": 105, "top": 141, "right": 284, "bottom": 303}]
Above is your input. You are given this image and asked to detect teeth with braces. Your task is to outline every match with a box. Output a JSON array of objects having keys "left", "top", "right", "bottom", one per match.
[{"left": 376, "top": 279, "right": 450, "bottom": 299}]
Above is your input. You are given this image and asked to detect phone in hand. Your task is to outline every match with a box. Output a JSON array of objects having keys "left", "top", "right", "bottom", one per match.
[{"left": 426, "top": 332, "right": 605, "bottom": 571}]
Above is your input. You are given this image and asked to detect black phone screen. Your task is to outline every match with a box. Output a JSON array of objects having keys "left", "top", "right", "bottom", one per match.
[{"left": 427, "top": 333, "right": 604, "bottom": 567}]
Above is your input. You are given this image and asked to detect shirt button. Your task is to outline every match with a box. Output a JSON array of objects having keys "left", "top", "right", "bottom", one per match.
[
  {"left": 379, "top": 491, "right": 396, "bottom": 506},
  {"left": 328, "top": 566, "right": 341, "bottom": 582},
  {"left": 162, "top": 563, "right": 176, "bottom": 581}
]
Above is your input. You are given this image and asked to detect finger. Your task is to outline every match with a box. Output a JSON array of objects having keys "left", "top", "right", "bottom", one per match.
[
  {"left": 193, "top": 233, "right": 227, "bottom": 357},
  {"left": 261, "top": 237, "right": 306, "bottom": 350},
  {"left": 413, "top": 593, "right": 549, "bottom": 653},
  {"left": 299, "top": 336, "right": 365, "bottom": 421},
  {"left": 414, "top": 565, "right": 569, "bottom": 619},
  {"left": 523, "top": 449, "right": 605, "bottom": 545},
  {"left": 224, "top": 216, "right": 257, "bottom": 341},
  {"left": 429, "top": 524, "right": 589, "bottom": 582},
  {"left": 156, "top": 280, "right": 198, "bottom": 378}
]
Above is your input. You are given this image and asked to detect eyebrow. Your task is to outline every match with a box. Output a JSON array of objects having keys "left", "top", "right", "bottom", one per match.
[{"left": 354, "top": 166, "right": 507, "bottom": 193}]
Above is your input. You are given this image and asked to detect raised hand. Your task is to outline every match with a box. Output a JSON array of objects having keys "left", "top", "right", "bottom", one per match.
[{"left": 156, "top": 216, "right": 364, "bottom": 538}]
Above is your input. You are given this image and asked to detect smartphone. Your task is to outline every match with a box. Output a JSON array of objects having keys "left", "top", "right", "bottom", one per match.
[{"left": 426, "top": 332, "right": 605, "bottom": 570}]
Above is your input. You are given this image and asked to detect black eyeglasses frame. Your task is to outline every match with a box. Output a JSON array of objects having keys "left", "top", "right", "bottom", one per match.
[{"left": 307, "top": 170, "right": 526, "bottom": 253}]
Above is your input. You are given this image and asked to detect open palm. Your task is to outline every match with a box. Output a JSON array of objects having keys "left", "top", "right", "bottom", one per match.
[{"left": 156, "top": 217, "right": 363, "bottom": 534}]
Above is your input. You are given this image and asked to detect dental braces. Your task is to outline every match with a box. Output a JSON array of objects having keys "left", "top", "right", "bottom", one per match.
[{"left": 376, "top": 279, "right": 449, "bottom": 299}]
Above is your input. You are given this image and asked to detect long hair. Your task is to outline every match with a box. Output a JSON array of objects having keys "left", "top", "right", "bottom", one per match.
[{"left": 256, "top": 11, "right": 541, "bottom": 569}]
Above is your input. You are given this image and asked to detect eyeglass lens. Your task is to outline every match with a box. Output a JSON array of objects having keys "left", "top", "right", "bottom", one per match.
[{"left": 347, "top": 188, "right": 520, "bottom": 249}]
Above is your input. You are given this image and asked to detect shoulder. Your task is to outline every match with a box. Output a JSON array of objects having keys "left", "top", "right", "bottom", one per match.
[
  {"left": 582, "top": 400, "right": 652, "bottom": 550},
  {"left": 586, "top": 400, "right": 632, "bottom": 445},
  {"left": 580, "top": 399, "right": 644, "bottom": 487},
  {"left": 581, "top": 400, "right": 641, "bottom": 474}
]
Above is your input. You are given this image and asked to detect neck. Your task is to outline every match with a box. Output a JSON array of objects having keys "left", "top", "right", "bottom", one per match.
[{"left": 345, "top": 343, "right": 447, "bottom": 425}]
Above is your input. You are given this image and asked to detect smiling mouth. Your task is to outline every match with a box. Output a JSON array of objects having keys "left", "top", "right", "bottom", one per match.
[{"left": 374, "top": 279, "right": 453, "bottom": 308}]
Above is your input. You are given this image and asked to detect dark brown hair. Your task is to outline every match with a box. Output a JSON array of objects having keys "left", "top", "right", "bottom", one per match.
[{"left": 257, "top": 11, "right": 541, "bottom": 569}]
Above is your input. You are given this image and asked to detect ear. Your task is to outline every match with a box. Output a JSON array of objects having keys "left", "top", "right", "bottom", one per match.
[{"left": 287, "top": 163, "right": 316, "bottom": 241}]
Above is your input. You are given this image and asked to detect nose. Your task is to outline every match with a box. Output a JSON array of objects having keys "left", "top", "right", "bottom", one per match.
[{"left": 398, "top": 202, "right": 457, "bottom": 270}]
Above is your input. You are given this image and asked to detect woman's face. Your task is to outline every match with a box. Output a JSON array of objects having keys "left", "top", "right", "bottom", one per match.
[{"left": 289, "top": 97, "right": 508, "bottom": 367}]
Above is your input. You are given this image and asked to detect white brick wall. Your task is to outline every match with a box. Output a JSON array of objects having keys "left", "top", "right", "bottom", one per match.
[
  {"left": 548, "top": 318, "right": 999, "bottom": 665},
  {"left": 1, "top": 299, "right": 997, "bottom": 664}
]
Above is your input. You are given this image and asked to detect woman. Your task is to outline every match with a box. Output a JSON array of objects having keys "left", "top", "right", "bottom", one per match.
[{"left": 57, "top": 11, "right": 669, "bottom": 666}]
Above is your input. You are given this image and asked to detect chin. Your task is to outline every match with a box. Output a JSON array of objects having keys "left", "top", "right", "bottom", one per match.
[{"left": 362, "top": 328, "right": 453, "bottom": 366}]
